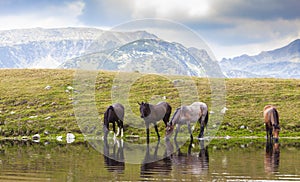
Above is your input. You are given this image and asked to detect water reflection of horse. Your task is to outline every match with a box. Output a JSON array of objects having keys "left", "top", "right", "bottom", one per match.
[
  {"left": 263, "top": 105, "right": 280, "bottom": 142},
  {"left": 139, "top": 102, "right": 172, "bottom": 143},
  {"left": 166, "top": 102, "right": 209, "bottom": 140},
  {"left": 264, "top": 142, "right": 280, "bottom": 174},
  {"left": 168, "top": 139, "right": 209, "bottom": 175},
  {"left": 140, "top": 141, "right": 172, "bottom": 177},
  {"left": 103, "top": 137, "right": 125, "bottom": 173},
  {"left": 103, "top": 103, "right": 124, "bottom": 139}
]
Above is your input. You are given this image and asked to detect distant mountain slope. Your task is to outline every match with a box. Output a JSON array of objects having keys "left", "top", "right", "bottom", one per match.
[
  {"left": 61, "top": 38, "right": 222, "bottom": 77},
  {"left": 220, "top": 39, "right": 300, "bottom": 78},
  {"left": 0, "top": 28, "right": 157, "bottom": 68}
]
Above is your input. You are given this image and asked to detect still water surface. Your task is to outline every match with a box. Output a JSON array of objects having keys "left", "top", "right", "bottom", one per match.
[{"left": 0, "top": 138, "right": 299, "bottom": 181}]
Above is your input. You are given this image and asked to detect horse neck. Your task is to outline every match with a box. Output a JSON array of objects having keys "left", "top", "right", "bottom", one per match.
[{"left": 170, "top": 108, "right": 180, "bottom": 126}]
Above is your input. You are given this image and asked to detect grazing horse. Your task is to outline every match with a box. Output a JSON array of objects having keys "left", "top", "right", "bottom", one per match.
[
  {"left": 103, "top": 103, "right": 124, "bottom": 138},
  {"left": 263, "top": 105, "right": 280, "bottom": 142},
  {"left": 166, "top": 102, "right": 209, "bottom": 140},
  {"left": 138, "top": 101, "right": 172, "bottom": 143}
]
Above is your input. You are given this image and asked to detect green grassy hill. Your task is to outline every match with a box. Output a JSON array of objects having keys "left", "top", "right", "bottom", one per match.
[{"left": 0, "top": 69, "right": 299, "bottom": 139}]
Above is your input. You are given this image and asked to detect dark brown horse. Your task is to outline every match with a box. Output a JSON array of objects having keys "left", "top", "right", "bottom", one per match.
[
  {"left": 103, "top": 103, "right": 124, "bottom": 138},
  {"left": 263, "top": 105, "right": 280, "bottom": 142},
  {"left": 139, "top": 101, "right": 172, "bottom": 143}
]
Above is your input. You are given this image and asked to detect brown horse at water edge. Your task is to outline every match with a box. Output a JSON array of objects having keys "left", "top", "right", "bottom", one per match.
[{"left": 263, "top": 105, "right": 280, "bottom": 143}]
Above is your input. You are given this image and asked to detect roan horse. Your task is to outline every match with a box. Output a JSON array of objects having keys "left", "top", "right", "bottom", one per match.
[
  {"left": 263, "top": 105, "right": 280, "bottom": 142},
  {"left": 139, "top": 101, "right": 172, "bottom": 143},
  {"left": 103, "top": 103, "right": 124, "bottom": 138},
  {"left": 166, "top": 102, "right": 209, "bottom": 141}
]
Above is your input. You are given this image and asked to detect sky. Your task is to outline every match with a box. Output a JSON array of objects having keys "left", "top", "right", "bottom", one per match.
[{"left": 0, "top": 0, "right": 300, "bottom": 60}]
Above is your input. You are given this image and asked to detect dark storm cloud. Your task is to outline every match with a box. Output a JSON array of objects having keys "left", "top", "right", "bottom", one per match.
[{"left": 211, "top": 0, "right": 300, "bottom": 20}]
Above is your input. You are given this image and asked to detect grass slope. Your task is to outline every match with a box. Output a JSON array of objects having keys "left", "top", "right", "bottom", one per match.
[{"left": 0, "top": 69, "right": 299, "bottom": 138}]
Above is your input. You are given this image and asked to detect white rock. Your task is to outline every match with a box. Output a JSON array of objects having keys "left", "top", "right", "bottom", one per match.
[
  {"left": 66, "top": 132, "right": 75, "bottom": 139},
  {"left": 56, "top": 136, "right": 63, "bottom": 141},
  {"left": 67, "top": 86, "right": 74, "bottom": 90},
  {"left": 44, "top": 85, "right": 52, "bottom": 90},
  {"left": 45, "top": 116, "right": 51, "bottom": 120},
  {"left": 32, "top": 134, "right": 40, "bottom": 141},
  {"left": 221, "top": 107, "right": 228, "bottom": 114}
]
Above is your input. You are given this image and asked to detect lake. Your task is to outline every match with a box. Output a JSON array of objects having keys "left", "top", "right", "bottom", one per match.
[{"left": 0, "top": 138, "right": 299, "bottom": 181}]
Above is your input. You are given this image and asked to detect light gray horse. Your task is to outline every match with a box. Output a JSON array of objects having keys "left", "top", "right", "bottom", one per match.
[
  {"left": 166, "top": 102, "right": 208, "bottom": 140},
  {"left": 139, "top": 101, "right": 172, "bottom": 143}
]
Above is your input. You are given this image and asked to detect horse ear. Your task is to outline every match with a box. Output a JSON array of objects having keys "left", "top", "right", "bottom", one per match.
[{"left": 137, "top": 101, "right": 141, "bottom": 105}]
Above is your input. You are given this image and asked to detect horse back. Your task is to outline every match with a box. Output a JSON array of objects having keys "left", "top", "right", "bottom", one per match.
[
  {"left": 189, "top": 102, "right": 208, "bottom": 119},
  {"left": 105, "top": 103, "right": 124, "bottom": 123},
  {"left": 263, "top": 106, "right": 279, "bottom": 126},
  {"left": 148, "top": 102, "right": 170, "bottom": 122}
]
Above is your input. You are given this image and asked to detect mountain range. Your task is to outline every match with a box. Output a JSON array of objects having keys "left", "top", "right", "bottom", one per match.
[
  {"left": 220, "top": 39, "right": 300, "bottom": 78},
  {"left": 0, "top": 27, "right": 299, "bottom": 78},
  {"left": 0, "top": 28, "right": 157, "bottom": 68}
]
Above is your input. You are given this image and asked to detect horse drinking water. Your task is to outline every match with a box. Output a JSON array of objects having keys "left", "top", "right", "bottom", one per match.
[
  {"left": 263, "top": 105, "right": 280, "bottom": 142},
  {"left": 139, "top": 101, "right": 172, "bottom": 143},
  {"left": 166, "top": 102, "right": 209, "bottom": 141},
  {"left": 103, "top": 103, "right": 124, "bottom": 138}
]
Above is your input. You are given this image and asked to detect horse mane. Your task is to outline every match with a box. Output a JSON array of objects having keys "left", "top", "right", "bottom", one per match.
[
  {"left": 272, "top": 108, "right": 280, "bottom": 129},
  {"left": 170, "top": 107, "right": 181, "bottom": 126}
]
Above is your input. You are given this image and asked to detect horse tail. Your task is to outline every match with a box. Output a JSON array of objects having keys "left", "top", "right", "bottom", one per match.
[
  {"left": 104, "top": 106, "right": 114, "bottom": 126},
  {"left": 272, "top": 108, "right": 280, "bottom": 129},
  {"left": 204, "top": 109, "right": 209, "bottom": 128},
  {"left": 163, "top": 103, "right": 172, "bottom": 126}
]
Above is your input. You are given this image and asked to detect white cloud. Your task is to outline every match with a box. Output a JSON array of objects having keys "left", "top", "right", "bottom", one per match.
[
  {"left": 0, "top": 1, "right": 85, "bottom": 30},
  {"left": 132, "top": 0, "right": 211, "bottom": 20}
]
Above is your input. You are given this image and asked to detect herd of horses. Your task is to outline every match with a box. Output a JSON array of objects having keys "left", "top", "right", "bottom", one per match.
[{"left": 103, "top": 101, "right": 280, "bottom": 143}]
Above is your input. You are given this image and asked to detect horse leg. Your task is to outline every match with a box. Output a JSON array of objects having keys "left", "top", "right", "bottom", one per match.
[
  {"left": 269, "top": 126, "right": 273, "bottom": 140},
  {"left": 113, "top": 122, "right": 116, "bottom": 139},
  {"left": 265, "top": 123, "right": 269, "bottom": 139},
  {"left": 199, "top": 119, "right": 205, "bottom": 139},
  {"left": 146, "top": 123, "right": 150, "bottom": 144},
  {"left": 116, "top": 120, "right": 122, "bottom": 137},
  {"left": 103, "top": 121, "right": 109, "bottom": 139},
  {"left": 174, "top": 124, "right": 180, "bottom": 140},
  {"left": 187, "top": 122, "right": 193, "bottom": 141},
  {"left": 154, "top": 123, "right": 160, "bottom": 141},
  {"left": 119, "top": 120, "right": 124, "bottom": 138}
]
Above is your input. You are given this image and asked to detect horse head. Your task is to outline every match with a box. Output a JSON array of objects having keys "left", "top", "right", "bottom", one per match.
[
  {"left": 273, "top": 126, "right": 280, "bottom": 142},
  {"left": 139, "top": 102, "right": 151, "bottom": 118},
  {"left": 165, "top": 123, "right": 174, "bottom": 137}
]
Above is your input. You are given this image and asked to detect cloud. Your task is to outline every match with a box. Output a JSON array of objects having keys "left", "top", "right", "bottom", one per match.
[
  {"left": 78, "top": 0, "right": 134, "bottom": 26},
  {"left": 0, "top": 0, "right": 85, "bottom": 30},
  {"left": 131, "top": 0, "right": 211, "bottom": 20},
  {"left": 1, "top": 0, "right": 299, "bottom": 59},
  {"left": 210, "top": 0, "right": 300, "bottom": 21}
]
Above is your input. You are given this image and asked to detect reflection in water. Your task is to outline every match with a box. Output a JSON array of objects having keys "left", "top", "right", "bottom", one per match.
[
  {"left": 103, "top": 137, "right": 125, "bottom": 173},
  {"left": 140, "top": 139, "right": 209, "bottom": 178},
  {"left": 264, "top": 141, "right": 280, "bottom": 174},
  {"left": 140, "top": 141, "right": 172, "bottom": 177},
  {"left": 172, "top": 139, "right": 209, "bottom": 175},
  {"left": 1, "top": 139, "right": 300, "bottom": 181}
]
